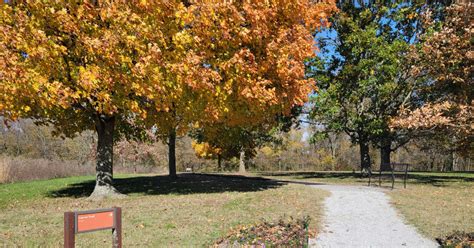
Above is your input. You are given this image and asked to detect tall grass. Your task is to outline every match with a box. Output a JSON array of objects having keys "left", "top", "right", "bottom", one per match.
[
  {"left": 0, "top": 156, "right": 168, "bottom": 184},
  {"left": 0, "top": 156, "right": 94, "bottom": 183}
]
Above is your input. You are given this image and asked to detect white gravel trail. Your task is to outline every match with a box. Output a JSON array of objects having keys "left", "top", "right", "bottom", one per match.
[{"left": 309, "top": 185, "right": 438, "bottom": 248}]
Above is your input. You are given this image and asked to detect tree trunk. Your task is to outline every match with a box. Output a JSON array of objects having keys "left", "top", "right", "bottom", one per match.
[
  {"left": 217, "top": 154, "right": 222, "bottom": 172},
  {"left": 89, "top": 115, "right": 123, "bottom": 199},
  {"left": 359, "top": 140, "right": 371, "bottom": 176},
  {"left": 15, "top": 129, "right": 21, "bottom": 156},
  {"left": 329, "top": 134, "right": 337, "bottom": 171},
  {"left": 168, "top": 129, "right": 177, "bottom": 179},
  {"left": 380, "top": 139, "right": 392, "bottom": 171},
  {"left": 278, "top": 156, "right": 282, "bottom": 172},
  {"left": 451, "top": 151, "right": 459, "bottom": 171},
  {"left": 239, "top": 149, "right": 246, "bottom": 174}
]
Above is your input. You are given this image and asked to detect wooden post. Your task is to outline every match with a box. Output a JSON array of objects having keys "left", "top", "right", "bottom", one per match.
[
  {"left": 404, "top": 164, "right": 408, "bottom": 189},
  {"left": 64, "top": 212, "right": 75, "bottom": 248},
  {"left": 379, "top": 168, "right": 382, "bottom": 186},
  {"left": 391, "top": 164, "right": 395, "bottom": 190},
  {"left": 112, "top": 207, "right": 122, "bottom": 248},
  {"left": 368, "top": 171, "right": 371, "bottom": 186}
]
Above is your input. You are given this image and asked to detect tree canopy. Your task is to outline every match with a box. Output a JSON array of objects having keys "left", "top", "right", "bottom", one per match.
[
  {"left": 308, "top": 2, "right": 448, "bottom": 172},
  {"left": 392, "top": 3, "right": 473, "bottom": 155},
  {"left": 0, "top": 0, "right": 336, "bottom": 197}
]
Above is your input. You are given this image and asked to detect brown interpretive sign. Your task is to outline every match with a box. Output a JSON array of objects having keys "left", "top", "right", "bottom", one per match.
[{"left": 64, "top": 207, "right": 122, "bottom": 248}]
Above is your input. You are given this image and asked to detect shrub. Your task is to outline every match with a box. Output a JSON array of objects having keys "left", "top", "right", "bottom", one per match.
[{"left": 0, "top": 155, "right": 170, "bottom": 184}]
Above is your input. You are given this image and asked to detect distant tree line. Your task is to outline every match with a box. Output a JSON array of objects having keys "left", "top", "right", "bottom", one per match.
[{"left": 1, "top": 119, "right": 471, "bottom": 177}]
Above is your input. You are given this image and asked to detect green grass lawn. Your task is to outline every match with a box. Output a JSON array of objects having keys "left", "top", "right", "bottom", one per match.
[
  {"left": 0, "top": 173, "right": 328, "bottom": 247},
  {"left": 0, "top": 174, "right": 134, "bottom": 209},
  {"left": 259, "top": 171, "right": 474, "bottom": 239}
]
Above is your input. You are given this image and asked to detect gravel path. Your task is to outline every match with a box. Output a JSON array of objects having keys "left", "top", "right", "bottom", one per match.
[{"left": 309, "top": 185, "right": 438, "bottom": 248}]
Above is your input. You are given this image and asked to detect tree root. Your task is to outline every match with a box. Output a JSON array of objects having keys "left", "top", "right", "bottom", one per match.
[{"left": 88, "top": 184, "right": 127, "bottom": 201}]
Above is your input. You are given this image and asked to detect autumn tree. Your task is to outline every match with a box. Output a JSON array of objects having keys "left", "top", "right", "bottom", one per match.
[
  {"left": 192, "top": 103, "right": 303, "bottom": 173},
  {"left": 191, "top": 124, "right": 269, "bottom": 173},
  {"left": 185, "top": 1, "right": 336, "bottom": 173},
  {"left": 0, "top": 1, "right": 215, "bottom": 198},
  {"left": 392, "top": 3, "right": 473, "bottom": 155},
  {"left": 191, "top": 123, "right": 259, "bottom": 173},
  {"left": 145, "top": 0, "right": 337, "bottom": 179},
  {"left": 192, "top": 141, "right": 226, "bottom": 171}
]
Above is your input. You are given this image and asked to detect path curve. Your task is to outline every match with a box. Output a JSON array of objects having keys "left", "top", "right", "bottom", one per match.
[{"left": 309, "top": 185, "right": 438, "bottom": 248}]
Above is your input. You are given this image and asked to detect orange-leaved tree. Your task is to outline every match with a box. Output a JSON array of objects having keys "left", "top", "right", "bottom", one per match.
[
  {"left": 185, "top": 0, "right": 336, "bottom": 172},
  {"left": 0, "top": 1, "right": 211, "bottom": 198},
  {"left": 187, "top": 0, "right": 336, "bottom": 126},
  {"left": 154, "top": 0, "right": 337, "bottom": 178},
  {"left": 185, "top": 0, "right": 337, "bottom": 173}
]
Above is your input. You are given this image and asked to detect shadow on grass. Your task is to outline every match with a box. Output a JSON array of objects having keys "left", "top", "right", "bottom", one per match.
[
  {"left": 402, "top": 173, "right": 474, "bottom": 186},
  {"left": 260, "top": 171, "right": 474, "bottom": 186},
  {"left": 46, "top": 173, "right": 287, "bottom": 198},
  {"left": 261, "top": 171, "right": 362, "bottom": 180}
]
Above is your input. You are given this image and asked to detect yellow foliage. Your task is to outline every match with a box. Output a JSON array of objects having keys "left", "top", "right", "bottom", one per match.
[
  {"left": 260, "top": 146, "right": 275, "bottom": 157},
  {"left": 0, "top": 1, "right": 337, "bottom": 141},
  {"left": 192, "top": 141, "right": 221, "bottom": 159}
]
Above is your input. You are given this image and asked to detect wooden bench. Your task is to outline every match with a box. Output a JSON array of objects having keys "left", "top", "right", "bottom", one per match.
[{"left": 368, "top": 163, "right": 411, "bottom": 189}]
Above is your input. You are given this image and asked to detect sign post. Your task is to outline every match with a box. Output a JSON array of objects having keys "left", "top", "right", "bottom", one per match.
[
  {"left": 64, "top": 212, "right": 75, "bottom": 247},
  {"left": 64, "top": 207, "right": 122, "bottom": 248}
]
